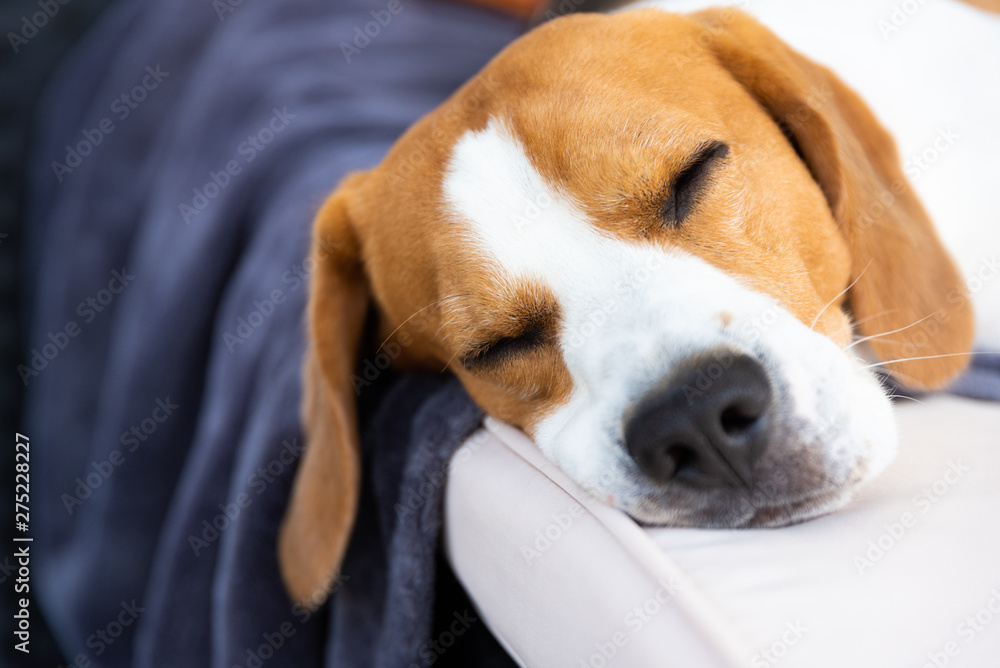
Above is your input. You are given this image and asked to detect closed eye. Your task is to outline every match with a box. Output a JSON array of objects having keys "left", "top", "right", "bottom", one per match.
[
  {"left": 661, "top": 141, "right": 729, "bottom": 227},
  {"left": 461, "top": 324, "right": 549, "bottom": 372}
]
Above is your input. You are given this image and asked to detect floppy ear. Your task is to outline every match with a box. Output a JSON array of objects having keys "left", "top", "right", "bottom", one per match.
[
  {"left": 693, "top": 9, "right": 974, "bottom": 388},
  {"left": 279, "top": 173, "right": 369, "bottom": 607}
]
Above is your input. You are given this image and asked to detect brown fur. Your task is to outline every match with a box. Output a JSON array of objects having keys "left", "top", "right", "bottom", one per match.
[
  {"left": 958, "top": 0, "right": 1000, "bottom": 14},
  {"left": 278, "top": 9, "right": 974, "bottom": 606}
]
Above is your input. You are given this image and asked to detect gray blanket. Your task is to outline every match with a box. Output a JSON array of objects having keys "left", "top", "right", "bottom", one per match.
[
  {"left": 23, "top": 0, "right": 519, "bottom": 665},
  {"left": 21, "top": 0, "right": 999, "bottom": 666}
]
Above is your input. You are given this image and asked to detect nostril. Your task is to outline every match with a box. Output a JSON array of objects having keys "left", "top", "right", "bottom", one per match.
[
  {"left": 719, "top": 404, "right": 762, "bottom": 436},
  {"left": 624, "top": 352, "right": 773, "bottom": 487},
  {"left": 666, "top": 445, "right": 697, "bottom": 475}
]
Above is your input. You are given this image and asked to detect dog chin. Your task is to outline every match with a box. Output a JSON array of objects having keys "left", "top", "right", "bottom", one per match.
[{"left": 624, "top": 482, "right": 863, "bottom": 529}]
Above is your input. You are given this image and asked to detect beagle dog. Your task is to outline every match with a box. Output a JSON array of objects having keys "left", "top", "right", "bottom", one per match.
[{"left": 278, "top": 6, "right": 975, "bottom": 606}]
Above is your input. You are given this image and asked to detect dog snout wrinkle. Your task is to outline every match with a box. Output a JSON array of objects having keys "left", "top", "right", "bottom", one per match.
[{"left": 624, "top": 354, "right": 772, "bottom": 489}]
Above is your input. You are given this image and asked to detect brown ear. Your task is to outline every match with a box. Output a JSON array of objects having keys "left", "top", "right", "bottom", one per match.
[
  {"left": 279, "top": 173, "right": 370, "bottom": 608},
  {"left": 692, "top": 9, "right": 974, "bottom": 388}
]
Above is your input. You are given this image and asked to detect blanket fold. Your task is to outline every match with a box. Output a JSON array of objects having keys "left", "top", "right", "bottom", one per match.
[
  {"left": 23, "top": 1, "right": 1000, "bottom": 666},
  {"left": 24, "top": 0, "right": 520, "bottom": 665}
]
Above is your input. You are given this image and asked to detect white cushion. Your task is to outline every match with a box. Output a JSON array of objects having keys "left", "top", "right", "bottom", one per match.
[{"left": 444, "top": 395, "right": 1000, "bottom": 667}]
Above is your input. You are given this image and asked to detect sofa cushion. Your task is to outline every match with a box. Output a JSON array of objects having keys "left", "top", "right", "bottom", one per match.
[{"left": 445, "top": 395, "right": 1000, "bottom": 667}]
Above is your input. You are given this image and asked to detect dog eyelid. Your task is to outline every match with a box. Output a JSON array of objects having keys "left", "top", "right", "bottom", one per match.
[
  {"left": 660, "top": 141, "right": 729, "bottom": 227},
  {"left": 460, "top": 325, "right": 549, "bottom": 372}
]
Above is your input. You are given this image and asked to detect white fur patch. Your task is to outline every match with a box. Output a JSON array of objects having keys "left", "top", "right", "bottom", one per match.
[{"left": 443, "top": 119, "right": 896, "bottom": 526}]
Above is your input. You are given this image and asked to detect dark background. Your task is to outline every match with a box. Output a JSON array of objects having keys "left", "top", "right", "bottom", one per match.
[{"left": 2, "top": 1, "right": 118, "bottom": 665}]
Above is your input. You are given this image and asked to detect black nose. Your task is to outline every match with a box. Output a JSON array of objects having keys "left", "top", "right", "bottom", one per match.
[{"left": 624, "top": 353, "right": 772, "bottom": 488}]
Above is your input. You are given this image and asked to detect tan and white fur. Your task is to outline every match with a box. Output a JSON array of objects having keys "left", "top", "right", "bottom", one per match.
[{"left": 277, "top": 1, "right": 995, "bottom": 607}]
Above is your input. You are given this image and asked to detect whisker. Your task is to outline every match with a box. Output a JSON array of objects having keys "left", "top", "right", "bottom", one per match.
[
  {"left": 440, "top": 348, "right": 462, "bottom": 373},
  {"left": 846, "top": 313, "right": 936, "bottom": 350},
  {"left": 886, "top": 394, "right": 925, "bottom": 405},
  {"left": 863, "top": 351, "right": 994, "bottom": 370},
  {"left": 873, "top": 366, "right": 920, "bottom": 388},
  {"left": 375, "top": 294, "right": 469, "bottom": 355},
  {"left": 849, "top": 337, "right": 908, "bottom": 350},
  {"left": 811, "top": 260, "right": 872, "bottom": 331}
]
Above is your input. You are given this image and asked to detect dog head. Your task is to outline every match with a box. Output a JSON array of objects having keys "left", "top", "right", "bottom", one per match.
[{"left": 279, "top": 9, "right": 974, "bottom": 606}]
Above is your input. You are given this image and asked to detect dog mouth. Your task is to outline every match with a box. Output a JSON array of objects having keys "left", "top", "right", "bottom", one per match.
[
  {"left": 626, "top": 487, "right": 850, "bottom": 529},
  {"left": 561, "top": 371, "right": 885, "bottom": 530},
  {"left": 602, "top": 341, "right": 888, "bottom": 529},
  {"left": 624, "top": 459, "right": 869, "bottom": 529}
]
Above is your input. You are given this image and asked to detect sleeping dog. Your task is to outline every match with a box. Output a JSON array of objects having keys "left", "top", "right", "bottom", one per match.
[{"left": 278, "top": 5, "right": 974, "bottom": 605}]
